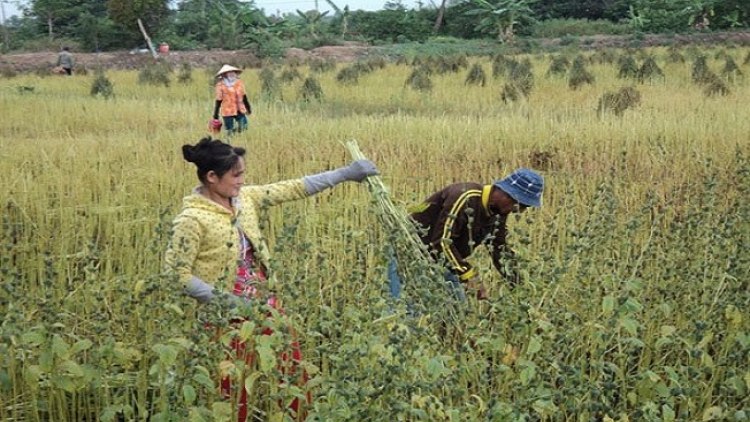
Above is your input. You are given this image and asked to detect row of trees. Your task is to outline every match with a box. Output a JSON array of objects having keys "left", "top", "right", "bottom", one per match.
[{"left": 1, "top": 0, "right": 748, "bottom": 54}]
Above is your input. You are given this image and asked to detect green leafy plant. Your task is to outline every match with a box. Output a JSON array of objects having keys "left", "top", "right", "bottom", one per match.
[
  {"left": 176, "top": 62, "right": 192, "bottom": 84},
  {"left": 464, "top": 62, "right": 487, "bottom": 86},
  {"left": 259, "top": 67, "right": 281, "bottom": 100},
  {"left": 568, "top": 55, "right": 595, "bottom": 89},
  {"left": 405, "top": 66, "right": 433, "bottom": 92},
  {"left": 465, "top": 0, "right": 539, "bottom": 43},
  {"left": 637, "top": 56, "right": 664, "bottom": 82},
  {"left": 137, "top": 62, "right": 172, "bottom": 87},
  {"left": 299, "top": 76, "right": 324, "bottom": 101},
  {"left": 617, "top": 55, "right": 639, "bottom": 79},
  {"left": 597, "top": 86, "right": 642, "bottom": 116},
  {"left": 546, "top": 55, "right": 570, "bottom": 77},
  {"left": 90, "top": 69, "right": 114, "bottom": 98}
]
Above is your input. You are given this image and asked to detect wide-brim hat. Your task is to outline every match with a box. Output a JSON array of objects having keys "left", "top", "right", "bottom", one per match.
[
  {"left": 215, "top": 64, "right": 242, "bottom": 78},
  {"left": 494, "top": 168, "right": 544, "bottom": 207}
]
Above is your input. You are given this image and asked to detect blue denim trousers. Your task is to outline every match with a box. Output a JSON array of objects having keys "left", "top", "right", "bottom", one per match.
[
  {"left": 223, "top": 114, "right": 248, "bottom": 134},
  {"left": 388, "top": 257, "right": 466, "bottom": 302}
]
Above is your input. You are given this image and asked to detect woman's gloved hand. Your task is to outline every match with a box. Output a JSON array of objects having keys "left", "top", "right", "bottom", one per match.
[
  {"left": 303, "top": 159, "right": 379, "bottom": 194},
  {"left": 340, "top": 159, "right": 379, "bottom": 182}
]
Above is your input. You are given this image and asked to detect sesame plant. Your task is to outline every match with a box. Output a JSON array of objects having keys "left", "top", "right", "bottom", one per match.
[
  {"left": 177, "top": 63, "right": 193, "bottom": 85},
  {"left": 568, "top": 55, "right": 596, "bottom": 89},
  {"left": 259, "top": 67, "right": 282, "bottom": 100},
  {"left": 1, "top": 43, "right": 749, "bottom": 422},
  {"left": 299, "top": 76, "right": 324, "bottom": 102},
  {"left": 617, "top": 55, "right": 639, "bottom": 79},
  {"left": 335, "top": 66, "right": 360, "bottom": 86},
  {"left": 721, "top": 56, "right": 743, "bottom": 82},
  {"left": 546, "top": 55, "right": 570, "bottom": 78},
  {"left": 405, "top": 66, "right": 433, "bottom": 92},
  {"left": 138, "top": 61, "right": 173, "bottom": 87},
  {"left": 507, "top": 58, "right": 534, "bottom": 97},
  {"left": 691, "top": 54, "right": 714, "bottom": 84},
  {"left": 666, "top": 46, "right": 686, "bottom": 64},
  {"left": 279, "top": 68, "right": 302, "bottom": 84},
  {"left": 636, "top": 56, "right": 664, "bottom": 82},
  {"left": 464, "top": 63, "right": 487, "bottom": 87},
  {"left": 596, "top": 86, "right": 642, "bottom": 116},
  {"left": 492, "top": 54, "right": 513, "bottom": 78},
  {"left": 90, "top": 68, "right": 115, "bottom": 98}
]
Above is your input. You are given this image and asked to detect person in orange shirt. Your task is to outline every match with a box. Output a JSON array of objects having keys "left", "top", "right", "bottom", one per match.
[{"left": 212, "top": 64, "right": 251, "bottom": 135}]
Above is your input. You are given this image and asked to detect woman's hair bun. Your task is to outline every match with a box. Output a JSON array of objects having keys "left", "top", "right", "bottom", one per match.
[
  {"left": 182, "top": 144, "right": 196, "bottom": 162},
  {"left": 183, "top": 137, "right": 216, "bottom": 162},
  {"left": 181, "top": 137, "right": 242, "bottom": 183}
]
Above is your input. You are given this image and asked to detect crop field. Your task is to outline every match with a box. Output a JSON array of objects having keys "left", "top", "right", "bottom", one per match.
[{"left": 1, "top": 44, "right": 749, "bottom": 422}]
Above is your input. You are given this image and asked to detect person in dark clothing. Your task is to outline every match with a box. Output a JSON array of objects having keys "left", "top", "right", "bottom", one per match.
[
  {"left": 389, "top": 168, "right": 544, "bottom": 301},
  {"left": 56, "top": 47, "right": 75, "bottom": 76}
]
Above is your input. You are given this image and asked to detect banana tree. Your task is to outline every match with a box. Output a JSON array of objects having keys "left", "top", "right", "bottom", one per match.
[
  {"left": 295, "top": 8, "right": 330, "bottom": 39},
  {"left": 681, "top": 0, "right": 717, "bottom": 29},
  {"left": 265, "top": 16, "right": 303, "bottom": 41},
  {"left": 211, "top": 0, "right": 266, "bottom": 49},
  {"left": 465, "top": 0, "right": 538, "bottom": 43},
  {"left": 626, "top": 5, "right": 650, "bottom": 31},
  {"left": 323, "top": 0, "right": 350, "bottom": 37}
]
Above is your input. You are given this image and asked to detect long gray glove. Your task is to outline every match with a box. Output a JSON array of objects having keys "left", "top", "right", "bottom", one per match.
[
  {"left": 185, "top": 277, "right": 251, "bottom": 311},
  {"left": 303, "top": 159, "right": 379, "bottom": 194},
  {"left": 186, "top": 276, "right": 215, "bottom": 303}
]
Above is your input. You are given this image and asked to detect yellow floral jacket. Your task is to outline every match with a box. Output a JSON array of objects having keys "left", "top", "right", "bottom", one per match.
[{"left": 165, "top": 179, "right": 308, "bottom": 291}]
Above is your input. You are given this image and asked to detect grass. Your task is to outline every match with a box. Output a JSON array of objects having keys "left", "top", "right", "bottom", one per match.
[{"left": 1, "top": 43, "right": 749, "bottom": 421}]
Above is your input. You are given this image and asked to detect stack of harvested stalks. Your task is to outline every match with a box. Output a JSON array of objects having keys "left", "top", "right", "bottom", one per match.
[{"left": 345, "top": 140, "right": 462, "bottom": 323}]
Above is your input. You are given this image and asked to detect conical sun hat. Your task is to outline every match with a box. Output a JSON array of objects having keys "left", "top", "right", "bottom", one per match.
[
  {"left": 493, "top": 169, "right": 544, "bottom": 207},
  {"left": 215, "top": 64, "right": 242, "bottom": 77}
]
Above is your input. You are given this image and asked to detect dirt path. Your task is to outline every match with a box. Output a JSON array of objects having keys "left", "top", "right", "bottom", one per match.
[
  {"left": 2, "top": 32, "right": 749, "bottom": 74},
  {"left": 0, "top": 43, "right": 374, "bottom": 74}
]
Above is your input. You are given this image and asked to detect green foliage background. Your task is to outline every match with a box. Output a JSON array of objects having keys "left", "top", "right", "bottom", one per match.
[{"left": 1, "top": 0, "right": 749, "bottom": 54}]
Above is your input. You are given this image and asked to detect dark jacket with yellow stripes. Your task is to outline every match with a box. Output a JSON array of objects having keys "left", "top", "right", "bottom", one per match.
[{"left": 409, "top": 182, "right": 512, "bottom": 282}]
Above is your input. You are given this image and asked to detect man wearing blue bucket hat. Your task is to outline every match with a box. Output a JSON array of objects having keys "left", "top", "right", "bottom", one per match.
[{"left": 389, "top": 168, "right": 544, "bottom": 300}]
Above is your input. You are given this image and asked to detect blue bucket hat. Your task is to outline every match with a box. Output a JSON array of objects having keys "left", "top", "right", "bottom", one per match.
[{"left": 494, "top": 169, "right": 544, "bottom": 207}]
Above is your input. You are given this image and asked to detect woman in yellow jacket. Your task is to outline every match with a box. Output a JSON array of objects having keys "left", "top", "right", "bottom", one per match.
[
  {"left": 212, "top": 64, "right": 251, "bottom": 135},
  {"left": 165, "top": 136, "right": 377, "bottom": 420}
]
